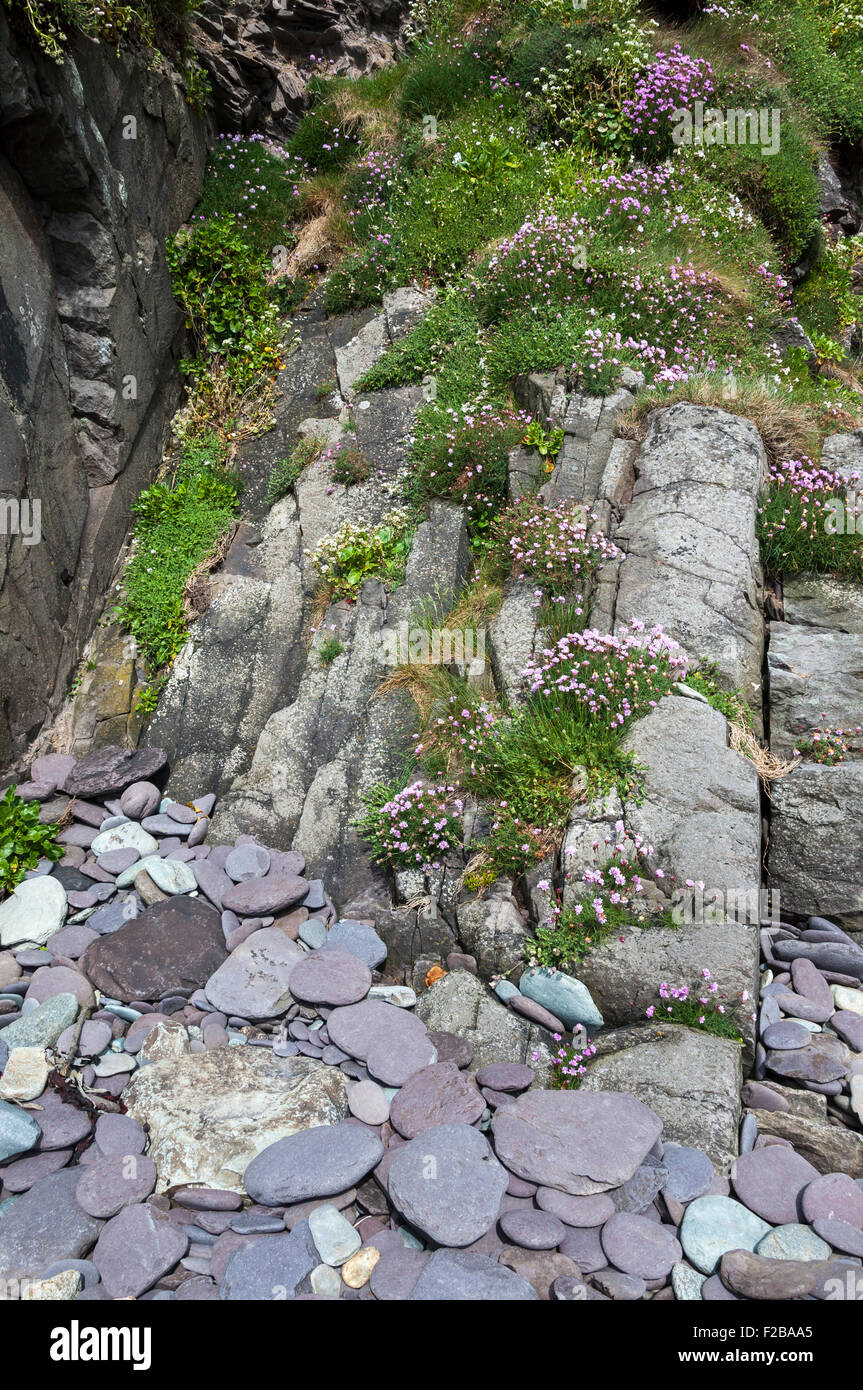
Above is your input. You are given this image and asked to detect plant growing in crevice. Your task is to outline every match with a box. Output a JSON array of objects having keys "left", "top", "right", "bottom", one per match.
[
  {"left": 354, "top": 778, "right": 464, "bottom": 873},
  {"left": 644, "top": 970, "right": 751, "bottom": 1043},
  {"left": 312, "top": 508, "right": 414, "bottom": 600},
  {"left": 0, "top": 786, "right": 64, "bottom": 897}
]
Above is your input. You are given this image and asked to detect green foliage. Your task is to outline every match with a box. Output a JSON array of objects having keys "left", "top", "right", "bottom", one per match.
[
  {"left": 288, "top": 80, "right": 363, "bottom": 172},
  {"left": 398, "top": 44, "right": 495, "bottom": 119},
  {"left": 707, "top": 114, "right": 820, "bottom": 262},
  {"left": 166, "top": 214, "right": 284, "bottom": 391},
  {"left": 265, "top": 436, "right": 324, "bottom": 505},
  {"left": 317, "top": 636, "right": 345, "bottom": 666},
  {"left": 796, "top": 233, "right": 863, "bottom": 342},
  {"left": 0, "top": 786, "right": 63, "bottom": 897},
  {"left": 118, "top": 433, "right": 241, "bottom": 681},
  {"left": 4, "top": 0, "right": 198, "bottom": 62},
  {"left": 683, "top": 666, "right": 754, "bottom": 730},
  {"left": 313, "top": 509, "right": 415, "bottom": 600},
  {"left": 194, "top": 138, "right": 309, "bottom": 259},
  {"left": 329, "top": 443, "right": 371, "bottom": 487}
]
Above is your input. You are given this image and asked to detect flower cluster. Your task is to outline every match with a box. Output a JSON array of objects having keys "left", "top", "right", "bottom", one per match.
[
  {"left": 546, "top": 1035, "right": 598, "bottom": 1091},
  {"left": 312, "top": 508, "right": 413, "bottom": 599},
  {"left": 413, "top": 404, "right": 530, "bottom": 544},
  {"left": 622, "top": 45, "right": 715, "bottom": 160},
  {"left": 364, "top": 781, "right": 464, "bottom": 872},
  {"left": 645, "top": 968, "right": 751, "bottom": 1040},
  {"left": 793, "top": 720, "right": 863, "bottom": 764},
  {"left": 474, "top": 209, "right": 593, "bottom": 321},
  {"left": 522, "top": 622, "right": 688, "bottom": 728},
  {"left": 757, "top": 456, "right": 863, "bottom": 581},
  {"left": 500, "top": 498, "right": 621, "bottom": 598}
]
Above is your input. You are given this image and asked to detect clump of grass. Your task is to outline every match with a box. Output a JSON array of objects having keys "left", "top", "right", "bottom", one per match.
[
  {"left": 317, "top": 636, "right": 345, "bottom": 666},
  {"left": 265, "top": 436, "right": 326, "bottom": 505},
  {"left": 117, "top": 432, "right": 241, "bottom": 691}
]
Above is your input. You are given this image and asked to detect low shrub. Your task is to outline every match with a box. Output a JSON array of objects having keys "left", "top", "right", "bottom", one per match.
[{"left": 0, "top": 786, "right": 63, "bottom": 897}]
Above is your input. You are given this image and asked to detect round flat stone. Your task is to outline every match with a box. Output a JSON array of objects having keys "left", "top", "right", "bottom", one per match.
[
  {"left": 324, "top": 920, "right": 387, "bottom": 970},
  {"left": 0, "top": 1167, "right": 101, "bottom": 1279},
  {"left": 790, "top": 957, "right": 834, "bottom": 1011},
  {"left": 0, "top": 876, "right": 67, "bottom": 948},
  {"left": 289, "top": 948, "right": 371, "bottom": 1008},
  {"left": 308, "top": 1204, "right": 361, "bottom": 1266},
  {"left": 165, "top": 801, "right": 196, "bottom": 825},
  {"left": 145, "top": 857, "right": 197, "bottom": 896},
  {"left": 0, "top": 1148, "right": 71, "bottom": 1192},
  {"left": 369, "top": 1247, "right": 428, "bottom": 1300},
  {"left": 801, "top": 1172, "right": 863, "bottom": 1228},
  {"left": 94, "top": 1112, "right": 147, "bottom": 1157},
  {"left": 755, "top": 1224, "right": 831, "bottom": 1261},
  {"left": 762, "top": 1020, "right": 812, "bottom": 1050},
  {"left": 203, "top": 927, "right": 303, "bottom": 1021},
  {"left": 766, "top": 1042, "right": 848, "bottom": 1084},
  {"left": 26, "top": 964, "right": 94, "bottom": 1010},
  {"left": 811, "top": 1218, "right": 863, "bottom": 1255},
  {"left": 91, "top": 823, "right": 159, "bottom": 858},
  {"left": 661, "top": 1143, "right": 715, "bottom": 1203},
  {"left": 732, "top": 1146, "right": 820, "bottom": 1224},
  {"left": 491, "top": 1090, "right": 663, "bottom": 1195},
  {"left": 680, "top": 1196, "right": 772, "bottom": 1274},
  {"left": 299, "top": 918, "right": 327, "bottom": 950},
  {"left": 0, "top": 1098, "right": 42, "bottom": 1162},
  {"left": 410, "top": 1248, "right": 536, "bottom": 1300},
  {"left": 388, "top": 1123, "right": 509, "bottom": 1248},
  {"left": 348, "top": 1080, "right": 390, "bottom": 1126},
  {"left": 76, "top": 1153, "right": 158, "bottom": 1217},
  {"left": 389, "top": 1061, "right": 484, "bottom": 1138},
  {"left": 221, "top": 875, "right": 309, "bottom": 917},
  {"left": 81, "top": 896, "right": 227, "bottom": 1004},
  {"left": 557, "top": 1223, "right": 607, "bottom": 1273},
  {"left": 341, "top": 1245, "right": 381, "bottom": 1288},
  {"left": 475, "top": 1063, "right": 535, "bottom": 1093},
  {"left": 831, "top": 1012, "right": 863, "bottom": 1051},
  {"left": 498, "top": 1209, "right": 566, "bottom": 1250},
  {"left": 118, "top": 782, "right": 161, "bottom": 819},
  {"left": 224, "top": 844, "right": 270, "bottom": 883},
  {"left": 97, "top": 848, "right": 140, "bottom": 875},
  {"left": 93, "top": 1203, "right": 189, "bottom": 1298},
  {"left": 601, "top": 1211, "right": 681, "bottom": 1279},
  {"left": 56, "top": 1019, "right": 112, "bottom": 1059},
  {"left": 536, "top": 1187, "right": 615, "bottom": 1227},
  {"left": 33, "top": 1088, "right": 92, "bottom": 1150},
  {"left": 244, "top": 1121, "right": 384, "bottom": 1206},
  {"left": 327, "top": 1000, "right": 436, "bottom": 1088},
  {"left": 0, "top": 993, "right": 78, "bottom": 1051},
  {"left": 220, "top": 1223, "right": 317, "bottom": 1300}
]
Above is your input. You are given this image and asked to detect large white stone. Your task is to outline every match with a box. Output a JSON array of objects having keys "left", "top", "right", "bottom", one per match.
[
  {"left": 122, "top": 1049, "right": 349, "bottom": 1192},
  {"left": 91, "top": 822, "right": 159, "bottom": 857},
  {"left": 0, "top": 876, "right": 67, "bottom": 948}
]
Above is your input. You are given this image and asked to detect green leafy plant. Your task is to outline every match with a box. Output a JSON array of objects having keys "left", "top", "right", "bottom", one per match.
[
  {"left": 0, "top": 786, "right": 63, "bottom": 897},
  {"left": 265, "top": 436, "right": 325, "bottom": 505},
  {"left": 313, "top": 509, "right": 414, "bottom": 600},
  {"left": 329, "top": 443, "right": 371, "bottom": 487},
  {"left": 644, "top": 971, "right": 749, "bottom": 1043},
  {"left": 318, "top": 636, "right": 345, "bottom": 666},
  {"left": 522, "top": 420, "right": 564, "bottom": 470}
]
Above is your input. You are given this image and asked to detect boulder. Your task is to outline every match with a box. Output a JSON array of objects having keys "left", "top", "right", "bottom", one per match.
[
  {"left": 122, "top": 1049, "right": 349, "bottom": 1193},
  {"left": 415, "top": 970, "right": 554, "bottom": 1084},
  {"left": 80, "top": 895, "right": 226, "bottom": 1002}
]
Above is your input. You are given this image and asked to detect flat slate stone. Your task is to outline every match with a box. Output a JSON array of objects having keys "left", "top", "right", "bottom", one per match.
[
  {"left": 92, "top": 1202, "right": 188, "bottom": 1298},
  {"left": 369, "top": 1246, "right": 429, "bottom": 1300},
  {"left": 204, "top": 928, "right": 303, "bottom": 1021},
  {"left": 811, "top": 1218, "right": 863, "bottom": 1255},
  {"left": 387, "top": 1123, "right": 509, "bottom": 1247},
  {"left": 519, "top": 967, "right": 604, "bottom": 1031},
  {"left": 327, "top": 1000, "right": 437, "bottom": 1087},
  {"left": 192, "top": 860, "right": 234, "bottom": 911},
  {"left": 0, "top": 993, "right": 78, "bottom": 1051},
  {"left": 410, "top": 1248, "right": 537, "bottom": 1300},
  {"left": 389, "top": 1062, "right": 484, "bottom": 1138},
  {"left": 86, "top": 896, "right": 139, "bottom": 935},
  {"left": 557, "top": 1224, "right": 608, "bottom": 1274},
  {"left": 221, "top": 875, "right": 309, "bottom": 917},
  {"left": 323, "top": 921, "right": 387, "bottom": 970},
  {"left": 475, "top": 1063, "right": 535, "bottom": 1093},
  {"left": 308, "top": 1204, "right": 361, "bottom": 1266},
  {"left": 224, "top": 844, "right": 270, "bottom": 883},
  {"left": 491, "top": 1090, "right": 662, "bottom": 1195},
  {"left": 0, "top": 1097, "right": 41, "bottom": 1162},
  {"left": 347, "top": 1080, "right": 390, "bottom": 1127},
  {"left": 832, "top": 1011, "right": 863, "bottom": 1051},
  {"left": 0, "top": 1168, "right": 102, "bottom": 1281},
  {"left": 600, "top": 1211, "right": 682, "bottom": 1279},
  {"left": 762, "top": 1020, "right": 812, "bottom": 1050},
  {"left": 661, "top": 1144, "right": 715, "bottom": 1203},
  {"left": 220, "top": 1221, "right": 318, "bottom": 1300},
  {"left": 755, "top": 1224, "right": 831, "bottom": 1261},
  {"left": 31, "top": 1088, "right": 92, "bottom": 1150},
  {"left": 498, "top": 1209, "right": 566, "bottom": 1250},
  {"left": 62, "top": 746, "right": 168, "bottom": 799},
  {"left": 91, "top": 823, "right": 159, "bottom": 858},
  {"left": 0, "top": 1148, "right": 70, "bottom": 1192},
  {"left": 81, "top": 896, "right": 227, "bottom": 1003},
  {"left": 680, "top": 1195, "right": 772, "bottom": 1274},
  {"left": 731, "top": 1146, "right": 820, "bottom": 1224},
  {"left": 0, "top": 876, "right": 67, "bottom": 948},
  {"left": 244, "top": 1122, "right": 383, "bottom": 1206},
  {"left": 289, "top": 949, "right": 371, "bottom": 1008},
  {"left": 75, "top": 1153, "right": 158, "bottom": 1217},
  {"left": 536, "top": 1188, "right": 615, "bottom": 1228},
  {"left": 94, "top": 1112, "right": 147, "bottom": 1157},
  {"left": 145, "top": 857, "right": 197, "bottom": 896},
  {"left": 801, "top": 1172, "right": 863, "bottom": 1228}
]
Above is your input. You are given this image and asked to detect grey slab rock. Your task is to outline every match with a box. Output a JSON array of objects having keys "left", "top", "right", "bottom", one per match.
[
  {"left": 613, "top": 405, "right": 766, "bottom": 714},
  {"left": 0, "top": 1168, "right": 102, "bottom": 1281},
  {"left": 415, "top": 970, "right": 554, "bottom": 1085},
  {"left": 322, "top": 919, "right": 387, "bottom": 969},
  {"left": 622, "top": 697, "right": 761, "bottom": 906},
  {"left": 768, "top": 623, "right": 863, "bottom": 754},
  {"left": 581, "top": 1023, "right": 743, "bottom": 1174},
  {"left": 220, "top": 1221, "right": 318, "bottom": 1300},
  {"left": 769, "top": 764, "right": 863, "bottom": 930},
  {"left": 244, "top": 1121, "right": 383, "bottom": 1206},
  {"left": 387, "top": 1123, "right": 509, "bottom": 1247},
  {"left": 92, "top": 1202, "right": 188, "bottom": 1298},
  {"left": 204, "top": 927, "right": 304, "bottom": 1020},
  {"left": 411, "top": 1248, "right": 538, "bottom": 1300},
  {"left": 0, "top": 1097, "right": 41, "bottom": 1162},
  {"left": 457, "top": 894, "right": 531, "bottom": 979}
]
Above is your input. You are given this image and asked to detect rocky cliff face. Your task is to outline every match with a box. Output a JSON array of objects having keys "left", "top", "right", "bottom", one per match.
[
  {"left": 189, "top": 0, "right": 407, "bottom": 133},
  {"left": 0, "top": 15, "right": 209, "bottom": 767}
]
